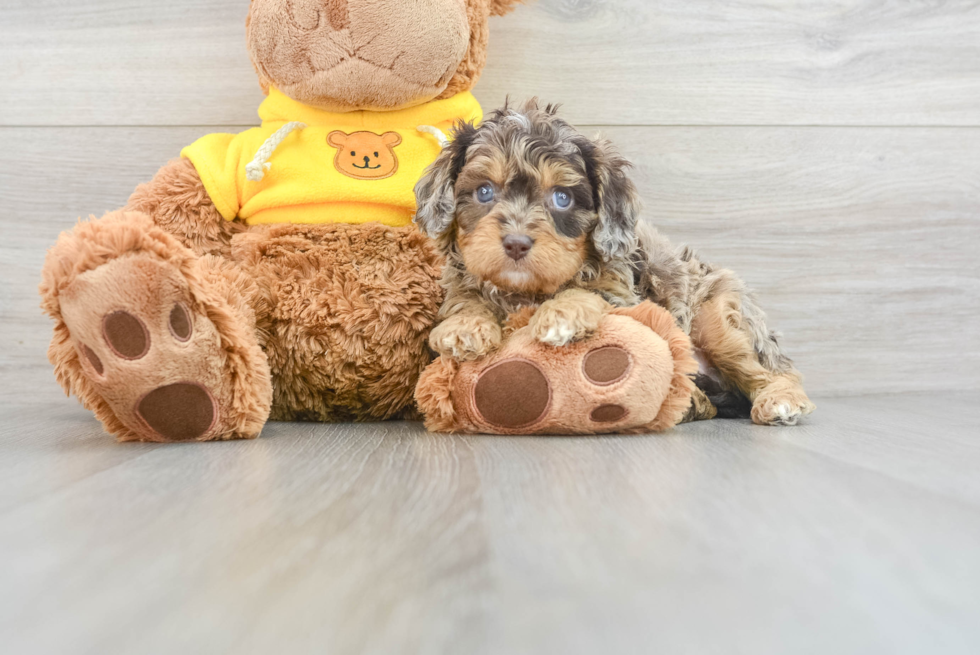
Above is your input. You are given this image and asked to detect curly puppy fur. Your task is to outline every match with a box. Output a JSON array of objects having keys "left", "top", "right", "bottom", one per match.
[
  {"left": 416, "top": 101, "right": 639, "bottom": 358},
  {"left": 415, "top": 101, "right": 815, "bottom": 426}
]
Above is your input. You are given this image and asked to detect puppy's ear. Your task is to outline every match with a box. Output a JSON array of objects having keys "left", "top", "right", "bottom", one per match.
[
  {"left": 414, "top": 121, "right": 478, "bottom": 240},
  {"left": 578, "top": 136, "right": 641, "bottom": 262}
]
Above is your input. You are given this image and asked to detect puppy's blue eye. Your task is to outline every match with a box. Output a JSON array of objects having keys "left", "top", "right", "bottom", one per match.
[
  {"left": 476, "top": 184, "right": 495, "bottom": 204},
  {"left": 553, "top": 189, "right": 573, "bottom": 210}
]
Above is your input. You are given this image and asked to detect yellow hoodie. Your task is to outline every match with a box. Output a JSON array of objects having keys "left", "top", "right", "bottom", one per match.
[{"left": 181, "top": 88, "right": 483, "bottom": 227}]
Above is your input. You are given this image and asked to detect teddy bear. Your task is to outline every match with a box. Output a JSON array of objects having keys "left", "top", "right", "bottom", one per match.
[
  {"left": 39, "top": 0, "right": 525, "bottom": 442},
  {"left": 415, "top": 302, "right": 699, "bottom": 435}
]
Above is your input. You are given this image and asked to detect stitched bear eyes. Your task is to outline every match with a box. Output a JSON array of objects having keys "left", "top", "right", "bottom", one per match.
[
  {"left": 350, "top": 151, "right": 381, "bottom": 158},
  {"left": 476, "top": 184, "right": 495, "bottom": 204}
]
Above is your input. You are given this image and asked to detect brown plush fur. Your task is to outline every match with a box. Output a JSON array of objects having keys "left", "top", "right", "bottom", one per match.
[
  {"left": 415, "top": 102, "right": 815, "bottom": 426},
  {"left": 40, "top": 212, "right": 273, "bottom": 442},
  {"left": 126, "top": 158, "right": 247, "bottom": 258},
  {"left": 438, "top": 0, "right": 525, "bottom": 100},
  {"left": 40, "top": 0, "right": 519, "bottom": 441},
  {"left": 610, "top": 303, "right": 697, "bottom": 433},
  {"left": 41, "top": 202, "right": 444, "bottom": 440},
  {"left": 415, "top": 302, "right": 698, "bottom": 434},
  {"left": 230, "top": 222, "right": 444, "bottom": 422}
]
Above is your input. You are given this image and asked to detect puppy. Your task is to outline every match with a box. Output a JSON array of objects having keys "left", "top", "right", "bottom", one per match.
[{"left": 414, "top": 101, "right": 815, "bottom": 426}]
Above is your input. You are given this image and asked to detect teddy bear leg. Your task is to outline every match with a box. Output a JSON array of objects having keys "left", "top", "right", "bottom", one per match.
[
  {"left": 40, "top": 211, "right": 273, "bottom": 442},
  {"left": 229, "top": 222, "right": 444, "bottom": 423},
  {"left": 125, "top": 157, "right": 246, "bottom": 258}
]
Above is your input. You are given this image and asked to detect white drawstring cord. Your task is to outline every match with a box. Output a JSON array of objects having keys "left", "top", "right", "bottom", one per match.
[
  {"left": 417, "top": 125, "right": 450, "bottom": 148},
  {"left": 245, "top": 122, "right": 307, "bottom": 182}
]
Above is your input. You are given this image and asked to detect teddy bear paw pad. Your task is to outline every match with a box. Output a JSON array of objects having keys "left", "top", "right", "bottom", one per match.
[
  {"left": 473, "top": 359, "right": 552, "bottom": 430},
  {"left": 103, "top": 311, "right": 150, "bottom": 360},
  {"left": 138, "top": 383, "right": 217, "bottom": 442},
  {"left": 582, "top": 346, "right": 632, "bottom": 386},
  {"left": 590, "top": 404, "right": 629, "bottom": 424},
  {"left": 168, "top": 304, "right": 193, "bottom": 341}
]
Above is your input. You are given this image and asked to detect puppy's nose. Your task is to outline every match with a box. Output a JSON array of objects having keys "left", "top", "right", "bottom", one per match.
[{"left": 502, "top": 234, "right": 533, "bottom": 261}]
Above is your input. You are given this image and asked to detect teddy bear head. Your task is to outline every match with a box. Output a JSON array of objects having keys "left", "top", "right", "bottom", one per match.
[{"left": 246, "top": 0, "right": 523, "bottom": 112}]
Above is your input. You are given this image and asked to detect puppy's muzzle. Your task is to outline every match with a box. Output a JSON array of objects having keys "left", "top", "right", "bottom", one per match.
[{"left": 503, "top": 234, "right": 533, "bottom": 261}]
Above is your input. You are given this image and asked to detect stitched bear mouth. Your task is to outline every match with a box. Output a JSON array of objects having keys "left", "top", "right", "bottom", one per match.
[{"left": 352, "top": 163, "right": 382, "bottom": 170}]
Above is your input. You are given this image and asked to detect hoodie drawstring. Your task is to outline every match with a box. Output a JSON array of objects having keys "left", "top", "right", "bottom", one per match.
[
  {"left": 417, "top": 125, "right": 450, "bottom": 148},
  {"left": 246, "top": 122, "right": 307, "bottom": 182}
]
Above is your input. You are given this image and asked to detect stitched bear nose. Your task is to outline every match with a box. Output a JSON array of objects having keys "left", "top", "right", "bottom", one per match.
[
  {"left": 503, "top": 234, "right": 534, "bottom": 261},
  {"left": 363, "top": 155, "right": 371, "bottom": 164}
]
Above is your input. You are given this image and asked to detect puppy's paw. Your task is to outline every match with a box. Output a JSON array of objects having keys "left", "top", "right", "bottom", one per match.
[
  {"left": 751, "top": 381, "right": 816, "bottom": 426},
  {"left": 529, "top": 298, "right": 605, "bottom": 347},
  {"left": 430, "top": 315, "right": 502, "bottom": 362},
  {"left": 681, "top": 387, "right": 719, "bottom": 424}
]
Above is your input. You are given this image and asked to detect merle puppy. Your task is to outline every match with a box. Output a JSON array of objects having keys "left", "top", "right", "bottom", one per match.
[{"left": 413, "top": 100, "right": 814, "bottom": 425}]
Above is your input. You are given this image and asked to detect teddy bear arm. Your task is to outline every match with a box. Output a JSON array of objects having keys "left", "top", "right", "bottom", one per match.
[{"left": 125, "top": 158, "right": 246, "bottom": 259}]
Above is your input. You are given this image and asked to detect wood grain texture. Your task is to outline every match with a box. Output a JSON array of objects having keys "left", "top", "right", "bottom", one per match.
[
  {"left": 4, "top": 0, "right": 980, "bottom": 127},
  {"left": 2, "top": 126, "right": 977, "bottom": 399},
  {"left": 1, "top": 393, "right": 979, "bottom": 654},
  {"left": 605, "top": 125, "right": 980, "bottom": 395},
  {"left": 3, "top": 2, "right": 979, "bottom": 653}
]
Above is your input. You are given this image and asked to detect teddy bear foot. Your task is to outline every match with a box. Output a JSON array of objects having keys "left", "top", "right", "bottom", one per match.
[
  {"left": 43, "top": 213, "right": 272, "bottom": 442},
  {"left": 416, "top": 303, "right": 700, "bottom": 435},
  {"left": 467, "top": 347, "right": 638, "bottom": 431},
  {"left": 58, "top": 254, "right": 266, "bottom": 441}
]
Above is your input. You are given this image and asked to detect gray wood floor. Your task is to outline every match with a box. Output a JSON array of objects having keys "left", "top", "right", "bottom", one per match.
[
  {"left": 1, "top": 391, "right": 979, "bottom": 654},
  {"left": 3, "top": 0, "right": 980, "bottom": 652}
]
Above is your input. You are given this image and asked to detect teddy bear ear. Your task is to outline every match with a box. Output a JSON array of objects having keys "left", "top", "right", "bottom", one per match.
[
  {"left": 327, "top": 131, "right": 349, "bottom": 148},
  {"left": 489, "top": 0, "right": 525, "bottom": 17},
  {"left": 382, "top": 132, "right": 403, "bottom": 147}
]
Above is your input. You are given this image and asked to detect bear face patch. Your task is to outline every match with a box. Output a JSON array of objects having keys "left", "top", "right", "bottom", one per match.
[{"left": 327, "top": 130, "right": 402, "bottom": 180}]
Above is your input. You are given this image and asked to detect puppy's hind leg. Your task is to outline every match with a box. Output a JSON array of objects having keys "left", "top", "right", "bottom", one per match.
[
  {"left": 681, "top": 386, "right": 718, "bottom": 423},
  {"left": 691, "top": 291, "right": 815, "bottom": 426}
]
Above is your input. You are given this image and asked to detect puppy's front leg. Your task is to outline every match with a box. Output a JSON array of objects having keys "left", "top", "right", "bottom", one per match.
[
  {"left": 430, "top": 298, "right": 502, "bottom": 362},
  {"left": 530, "top": 289, "right": 610, "bottom": 347}
]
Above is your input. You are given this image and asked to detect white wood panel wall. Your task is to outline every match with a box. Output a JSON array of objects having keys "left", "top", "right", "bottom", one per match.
[{"left": 1, "top": 0, "right": 978, "bottom": 400}]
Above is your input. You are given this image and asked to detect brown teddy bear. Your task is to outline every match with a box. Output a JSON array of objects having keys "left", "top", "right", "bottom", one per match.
[{"left": 39, "top": 0, "right": 523, "bottom": 442}]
